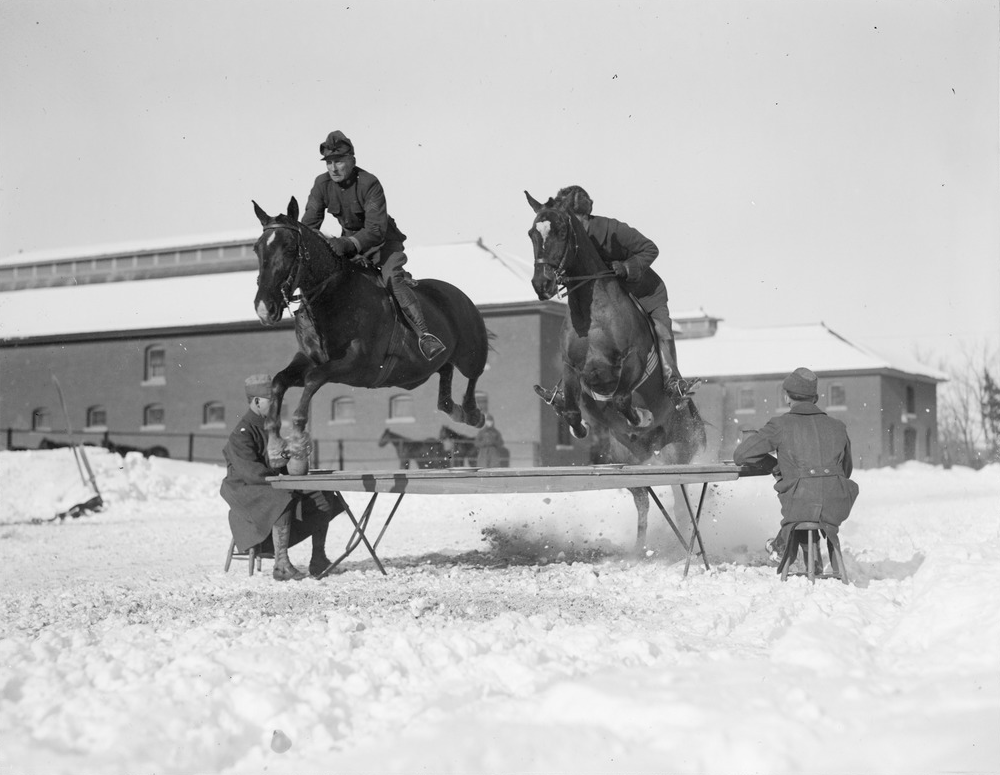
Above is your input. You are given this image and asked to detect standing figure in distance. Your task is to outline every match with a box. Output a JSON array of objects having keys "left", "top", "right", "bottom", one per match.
[
  {"left": 733, "top": 367, "right": 860, "bottom": 566},
  {"left": 302, "top": 130, "right": 445, "bottom": 360},
  {"left": 474, "top": 413, "right": 506, "bottom": 468},
  {"left": 220, "top": 374, "right": 346, "bottom": 581}
]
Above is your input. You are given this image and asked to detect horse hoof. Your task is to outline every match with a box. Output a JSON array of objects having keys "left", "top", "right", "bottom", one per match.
[
  {"left": 570, "top": 420, "right": 590, "bottom": 440},
  {"left": 286, "top": 456, "right": 309, "bottom": 476},
  {"left": 634, "top": 407, "right": 653, "bottom": 428}
]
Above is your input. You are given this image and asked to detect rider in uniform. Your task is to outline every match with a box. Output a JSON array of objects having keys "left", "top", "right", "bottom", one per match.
[
  {"left": 302, "top": 130, "right": 445, "bottom": 360},
  {"left": 534, "top": 185, "right": 695, "bottom": 405}
]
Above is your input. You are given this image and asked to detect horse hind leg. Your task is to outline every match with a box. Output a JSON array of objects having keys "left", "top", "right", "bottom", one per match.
[
  {"left": 630, "top": 487, "right": 650, "bottom": 556},
  {"left": 437, "top": 362, "right": 484, "bottom": 428}
]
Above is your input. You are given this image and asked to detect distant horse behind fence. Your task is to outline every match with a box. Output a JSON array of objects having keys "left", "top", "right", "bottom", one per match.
[
  {"left": 438, "top": 426, "right": 478, "bottom": 467},
  {"left": 378, "top": 429, "right": 449, "bottom": 469}
]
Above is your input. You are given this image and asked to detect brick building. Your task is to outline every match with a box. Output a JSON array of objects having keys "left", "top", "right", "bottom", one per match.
[{"left": 0, "top": 236, "right": 944, "bottom": 468}]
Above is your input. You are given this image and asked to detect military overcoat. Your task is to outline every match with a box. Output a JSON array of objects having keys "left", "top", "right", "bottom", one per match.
[{"left": 733, "top": 401, "right": 860, "bottom": 532}]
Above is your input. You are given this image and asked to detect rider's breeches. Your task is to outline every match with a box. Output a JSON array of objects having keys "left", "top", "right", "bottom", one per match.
[{"left": 636, "top": 287, "right": 680, "bottom": 377}]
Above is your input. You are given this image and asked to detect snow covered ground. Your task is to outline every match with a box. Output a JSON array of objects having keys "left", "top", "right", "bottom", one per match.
[{"left": 1, "top": 449, "right": 998, "bottom": 775}]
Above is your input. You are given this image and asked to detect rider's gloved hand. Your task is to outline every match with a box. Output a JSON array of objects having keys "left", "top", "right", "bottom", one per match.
[
  {"left": 328, "top": 237, "right": 358, "bottom": 258},
  {"left": 611, "top": 261, "right": 629, "bottom": 279}
]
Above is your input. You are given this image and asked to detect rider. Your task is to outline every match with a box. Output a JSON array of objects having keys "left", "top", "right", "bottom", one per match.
[
  {"left": 533, "top": 185, "right": 695, "bottom": 405},
  {"left": 301, "top": 130, "right": 446, "bottom": 360}
]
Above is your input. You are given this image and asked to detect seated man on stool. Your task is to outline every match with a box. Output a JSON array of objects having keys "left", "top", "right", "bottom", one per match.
[
  {"left": 220, "top": 373, "right": 345, "bottom": 581},
  {"left": 733, "top": 367, "right": 860, "bottom": 569}
]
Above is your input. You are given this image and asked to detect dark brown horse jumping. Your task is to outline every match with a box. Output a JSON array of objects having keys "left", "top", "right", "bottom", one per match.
[
  {"left": 253, "top": 197, "right": 488, "bottom": 473},
  {"left": 526, "top": 192, "right": 707, "bottom": 551}
]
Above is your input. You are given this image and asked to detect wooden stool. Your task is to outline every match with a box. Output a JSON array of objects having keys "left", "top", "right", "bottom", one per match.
[
  {"left": 777, "top": 522, "right": 848, "bottom": 584},
  {"left": 223, "top": 536, "right": 274, "bottom": 577}
]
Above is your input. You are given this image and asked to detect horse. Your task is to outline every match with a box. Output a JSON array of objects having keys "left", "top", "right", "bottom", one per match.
[
  {"left": 438, "top": 425, "right": 479, "bottom": 467},
  {"left": 526, "top": 191, "right": 707, "bottom": 552},
  {"left": 378, "top": 429, "right": 449, "bottom": 469},
  {"left": 252, "top": 197, "right": 489, "bottom": 473}
]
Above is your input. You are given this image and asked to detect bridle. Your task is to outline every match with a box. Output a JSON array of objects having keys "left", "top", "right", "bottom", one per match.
[
  {"left": 534, "top": 211, "right": 614, "bottom": 296},
  {"left": 258, "top": 222, "right": 340, "bottom": 309}
]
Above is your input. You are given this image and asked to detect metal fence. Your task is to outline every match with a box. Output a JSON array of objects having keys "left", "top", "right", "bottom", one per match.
[{"left": 3, "top": 427, "right": 541, "bottom": 470}]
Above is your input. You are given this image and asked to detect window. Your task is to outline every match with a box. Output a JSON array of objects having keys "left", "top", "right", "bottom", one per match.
[
  {"left": 736, "top": 387, "right": 755, "bottom": 412},
  {"left": 202, "top": 401, "right": 225, "bottom": 426},
  {"left": 31, "top": 407, "right": 51, "bottom": 431},
  {"left": 905, "top": 385, "right": 916, "bottom": 415},
  {"left": 887, "top": 423, "right": 895, "bottom": 457},
  {"left": 388, "top": 394, "right": 414, "bottom": 421},
  {"left": 475, "top": 391, "right": 489, "bottom": 415},
  {"left": 86, "top": 406, "right": 107, "bottom": 428},
  {"left": 828, "top": 384, "right": 846, "bottom": 409},
  {"left": 143, "top": 403, "right": 165, "bottom": 428},
  {"left": 331, "top": 397, "right": 356, "bottom": 423},
  {"left": 144, "top": 345, "right": 166, "bottom": 383}
]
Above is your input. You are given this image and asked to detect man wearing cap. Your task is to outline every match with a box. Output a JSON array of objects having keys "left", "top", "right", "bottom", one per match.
[
  {"left": 220, "top": 374, "right": 346, "bottom": 581},
  {"left": 733, "top": 367, "right": 860, "bottom": 565},
  {"left": 301, "top": 130, "right": 446, "bottom": 360},
  {"left": 533, "top": 185, "right": 695, "bottom": 405}
]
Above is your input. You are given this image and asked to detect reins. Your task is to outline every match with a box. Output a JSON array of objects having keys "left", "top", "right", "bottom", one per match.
[
  {"left": 534, "top": 213, "right": 615, "bottom": 296},
  {"left": 259, "top": 223, "right": 342, "bottom": 310}
]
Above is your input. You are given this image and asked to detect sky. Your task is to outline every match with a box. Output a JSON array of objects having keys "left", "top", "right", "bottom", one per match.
[{"left": 1, "top": 0, "right": 997, "bottom": 364}]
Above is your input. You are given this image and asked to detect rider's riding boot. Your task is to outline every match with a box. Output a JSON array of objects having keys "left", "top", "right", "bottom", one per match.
[
  {"left": 271, "top": 512, "right": 306, "bottom": 581},
  {"left": 308, "top": 519, "right": 334, "bottom": 578},
  {"left": 653, "top": 321, "right": 697, "bottom": 400},
  {"left": 534, "top": 383, "right": 566, "bottom": 410},
  {"left": 392, "top": 281, "right": 446, "bottom": 360}
]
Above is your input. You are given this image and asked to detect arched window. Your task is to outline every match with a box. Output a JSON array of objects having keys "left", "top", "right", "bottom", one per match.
[
  {"left": 388, "top": 394, "right": 414, "bottom": 421},
  {"left": 86, "top": 406, "right": 107, "bottom": 429},
  {"left": 202, "top": 401, "right": 225, "bottom": 426},
  {"left": 31, "top": 407, "right": 51, "bottom": 431},
  {"left": 143, "top": 403, "right": 165, "bottom": 428},
  {"left": 905, "top": 385, "right": 916, "bottom": 415},
  {"left": 144, "top": 345, "right": 166, "bottom": 382},
  {"left": 331, "top": 397, "right": 356, "bottom": 423}
]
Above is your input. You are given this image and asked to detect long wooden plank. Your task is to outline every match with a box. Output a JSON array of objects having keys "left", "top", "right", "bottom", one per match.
[{"left": 268, "top": 463, "right": 765, "bottom": 495}]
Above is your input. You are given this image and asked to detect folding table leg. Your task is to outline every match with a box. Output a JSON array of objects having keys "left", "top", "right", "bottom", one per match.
[
  {"left": 326, "top": 493, "right": 388, "bottom": 575},
  {"left": 681, "top": 483, "right": 711, "bottom": 576},
  {"left": 645, "top": 487, "right": 687, "bottom": 547}
]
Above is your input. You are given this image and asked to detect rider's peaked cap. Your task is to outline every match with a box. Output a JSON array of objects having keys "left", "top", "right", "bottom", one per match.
[
  {"left": 553, "top": 185, "right": 593, "bottom": 217},
  {"left": 320, "top": 131, "right": 355, "bottom": 160},
  {"left": 245, "top": 373, "right": 274, "bottom": 399},
  {"left": 782, "top": 367, "right": 818, "bottom": 398}
]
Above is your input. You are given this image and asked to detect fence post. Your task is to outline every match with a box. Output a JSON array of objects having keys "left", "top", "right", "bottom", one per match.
[
  {"left": 338, "top": 439, "right": 344, "bottom": 470},
  {"left": 188, "top": 434, "right": 195, "bottom": 462},
  {"left": 311, "top": 439, "right": 319, "bottom": 468},
  {"left": 5, "top": 428, "right": 11, "bottom": 450}
]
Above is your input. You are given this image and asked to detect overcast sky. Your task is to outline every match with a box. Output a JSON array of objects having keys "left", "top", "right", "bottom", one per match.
[{"left": 1, "top": 0, "right": 997, "bottom": 362}]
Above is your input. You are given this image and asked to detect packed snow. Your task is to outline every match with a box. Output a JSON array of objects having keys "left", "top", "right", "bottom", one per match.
[{"left": 1, "top": 449, "right": 998, "bottom": 775}]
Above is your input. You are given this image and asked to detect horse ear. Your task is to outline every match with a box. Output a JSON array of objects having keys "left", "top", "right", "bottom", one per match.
[
  {"left": 252, "top": 200, "right": 270, "bottom": 226},
  {"left": 525, "top": 191, "right": 544, "bottom": 213},
  {"left": 287, "top": 197, "right": 299, "bottom": 222}
]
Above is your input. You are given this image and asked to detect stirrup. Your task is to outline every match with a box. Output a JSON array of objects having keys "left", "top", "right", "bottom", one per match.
[
  {"left": 533, "top": 383, "right": 565, "bottom": 409},
  {"left": 667, "top": 377, "right": 700, "bottom": 399},
  {"left": 418, "top": 334, "right": 446, "bottom": 360}
]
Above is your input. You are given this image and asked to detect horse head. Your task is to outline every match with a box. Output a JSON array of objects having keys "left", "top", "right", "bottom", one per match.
[
  {"left": 252, "top": 197, "right": 305, "bottom": 325},
  {"left": 526, "top": 191, "right": 578, "bottom": 301}
]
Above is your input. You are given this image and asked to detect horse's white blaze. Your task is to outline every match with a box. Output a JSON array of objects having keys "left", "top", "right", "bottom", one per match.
[
  {"left": 535, "top": 221, "right": 551, "bottom": 242},
  {"left": 266, "top": 231, "right": 277, "bottom": 246}
]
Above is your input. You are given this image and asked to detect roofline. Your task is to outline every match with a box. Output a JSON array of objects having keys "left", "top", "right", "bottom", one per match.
[
  {"left": 695, "top": 368, "right": 946, "bottom": 385},
  {"left": 0, "top": 298, "right": 566, "bottom": 347}
]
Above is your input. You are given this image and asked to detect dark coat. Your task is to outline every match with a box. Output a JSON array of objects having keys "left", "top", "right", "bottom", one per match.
[
  {"left": 733, "top": 402, "right": 859, "bottom": 532},
  {"left": 584, "top": 215, "right": 666, "bottom": 299},
  {"left": 302, "top": 166, "right": 406, "bottom": 258},
  {"left": 474, "top": 426, "right": 505, "bottom": 468},
  {"left": 220, "top": 409, "right": 341, "bottom": 551}
]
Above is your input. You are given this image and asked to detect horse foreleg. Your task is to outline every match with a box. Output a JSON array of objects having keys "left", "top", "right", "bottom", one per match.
[
  {"left": 267, "top": 354, "right": 311, "bottom": 467},
  {"left": 285, "top": 369, "right": 324, "bottom": 475},
  {"left": 563, "top": 374, "right": 589, "bottom": 439}
]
